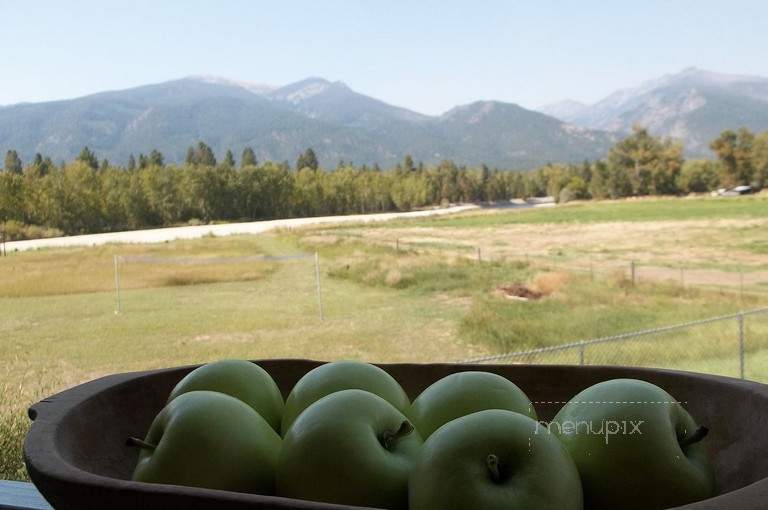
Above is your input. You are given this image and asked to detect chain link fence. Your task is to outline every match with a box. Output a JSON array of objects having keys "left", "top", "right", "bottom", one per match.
[{"left": 460, "top": 308, "right": 768, "bottom": 381}]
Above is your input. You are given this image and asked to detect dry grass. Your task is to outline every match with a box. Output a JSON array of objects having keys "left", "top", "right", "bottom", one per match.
[
  {"left": 326, "top": 215, "right": 768, "bottom": 290},
  {"left": 0, "top": 237, "right": 277, "bottom": 298},
  {"left": 530, "top": 272, "right": 571, "bottom": 295}
]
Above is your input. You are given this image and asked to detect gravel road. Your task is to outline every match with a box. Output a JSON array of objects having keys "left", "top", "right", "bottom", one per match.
[{"left": 5, "top": 205, "right": 478, "bottom": 252}]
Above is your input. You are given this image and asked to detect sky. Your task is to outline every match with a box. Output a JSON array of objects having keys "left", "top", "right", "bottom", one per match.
[{"left": 1, "top": 0, "right": 768, "bottom": 115}]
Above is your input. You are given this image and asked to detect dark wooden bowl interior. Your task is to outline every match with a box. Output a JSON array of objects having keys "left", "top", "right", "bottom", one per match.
[{"left": 24, "top": 361, "right": 768, "bottom": 509}]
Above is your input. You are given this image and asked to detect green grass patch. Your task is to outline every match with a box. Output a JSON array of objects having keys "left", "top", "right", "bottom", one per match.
[
  {"left": 740, "top": 240, "right": 768, "bottom": 255},
  {"left": 320, "top": 240, "right": 531, "bottom": 294},
  {"left": 380, "top": 196, "right": 768, "bottom": 228},
  {"left": 460, "top": 273, "right": 764, "bottom": 354}
]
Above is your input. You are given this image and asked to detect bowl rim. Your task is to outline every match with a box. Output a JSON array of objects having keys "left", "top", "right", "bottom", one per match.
[{"left": 23, "top": 360, "right": 768, "bottom": 510}]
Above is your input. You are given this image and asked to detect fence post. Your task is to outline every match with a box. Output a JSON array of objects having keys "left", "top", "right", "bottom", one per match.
[
  {"left": 579, "top": 341, "right": 586, "bottom": 366},
  {"left": 630, "top": 260, "right": 636, "bottom": 285},
  {"left": 477, "top": 247, "right": 482, "bottom": 263},
  {"left": 314, "top": 251, "right": 324, "bottom": 321},
  {"left": 738, "top": 313, "right": 745, "bottom": 379},
  {"left": 395, "top": 238, "right": 399, "bottom": 252},
  {"left": 113, "top": 255, "right": 122, "bottom": 314}
]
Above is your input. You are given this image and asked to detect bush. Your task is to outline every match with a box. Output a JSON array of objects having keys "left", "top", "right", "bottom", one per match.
[
  {"left": 1, "top": 221, "right": 64, "bottom": 241},
  {"left": 558, "top": 188, "right": 575, "bottom": 204},
  {"left": 677, "top": 160, "right": 719, "bottom": 193}
]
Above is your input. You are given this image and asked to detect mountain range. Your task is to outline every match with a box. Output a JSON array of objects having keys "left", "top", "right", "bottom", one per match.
[
  {"left": 0, "top": 76, "right": 613, "bottom": 169},
  {"left": 538, "top": 67, "right": 768, "bottom": 156},
  {"left": 2, "top": 67, "right": 767, "bottom": 169}
]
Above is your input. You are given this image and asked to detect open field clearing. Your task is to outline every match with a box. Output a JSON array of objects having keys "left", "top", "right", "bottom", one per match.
[
  {"left": 321, "top": 195, "right": 768, "bottom": 289},
  {"left": 2, "top": 195, "right": 768, "bottom": 480}
]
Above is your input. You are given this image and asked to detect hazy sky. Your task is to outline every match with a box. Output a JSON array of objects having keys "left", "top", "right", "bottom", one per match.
[{"left": 2, "top": 0, "right": 767, "bottom": 114}]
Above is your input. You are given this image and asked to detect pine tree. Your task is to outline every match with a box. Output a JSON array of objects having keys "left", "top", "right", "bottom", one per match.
[
  {"left": 224, "top": 149, "right": 236, "bottom": 167},
  {"left": 138, "top": 153, "right": 148, "bottom": 169},
  {"left": 404, "top": 154, "right": 416, "bottom": 173},
  {"left": 185, "top": 146, "right": 196, "bottom": 165},
  {"left": 149, "top": 149, "right": 165, "bottom": 167},
  {"left": 196, "top": 142, "right": 216, "bottom": 166},
  {"left": 77, "top": 146, "right": 99, "bottom": 170},
  {"left": 100, "top": 158, "right": 110, "bottom": 171},
  {"left": 296, "top": 148, "right": 319, "bottom": 170},
  {"left": 3, "top": 150, "right": 23, "bottom": 174},
  {"left": 127, "top": 154, "right": 136, "bottom": 171},
  {"left": 241, "top": 147, "right": 257, "bottom": 168},
  {"left": 41, "top": 156, "right": 53, "bottom": 175}
]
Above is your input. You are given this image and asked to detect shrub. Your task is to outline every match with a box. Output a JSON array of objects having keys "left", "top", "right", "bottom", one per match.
[{"left": 1, "top": 221, "right": 64, "bottom": 241}]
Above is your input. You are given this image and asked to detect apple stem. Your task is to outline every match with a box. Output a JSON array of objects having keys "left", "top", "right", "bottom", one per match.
[
  {"left": 126, "top": 437, "right": 157, "bottom": 451},
  {"left": 486, "top": 454, "right": 501, "bottom": 483},
  {"left": 381, "top": 420, "right": 415, "bottom": 450},
  {"left": 679, "top": 426, "right": 709, "bottom": 448}
]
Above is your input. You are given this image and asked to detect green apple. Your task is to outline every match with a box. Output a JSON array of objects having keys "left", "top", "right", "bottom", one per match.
[
  {"left": 277, "top": 389, "right": 422, "bottom": 509},
  {"left": 410, "top": 371, "right": 537, "bottom": 439},
  {"left": 551, "top": 378, "right": 715, "bottom": 510},
  {"left": 168, "top": 359, "right": 284, "bottom": 433},
  {"left": 130, "top": 390, "right": 281, "bottom": 494},
  {"left": 409, "top": 409, "right": 583, "bottom": 510},
  {"left": 280, "top": 360, "right": 410, "bottom": 435}
]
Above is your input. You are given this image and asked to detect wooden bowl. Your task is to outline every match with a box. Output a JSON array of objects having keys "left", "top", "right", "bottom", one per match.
[{"left": 24, "top": 360, "right": 768, "bottom": 509}]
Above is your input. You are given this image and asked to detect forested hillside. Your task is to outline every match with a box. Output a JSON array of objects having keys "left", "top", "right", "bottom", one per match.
[{"left": 1, "top": 126, "right": 766, "bottom": 239}]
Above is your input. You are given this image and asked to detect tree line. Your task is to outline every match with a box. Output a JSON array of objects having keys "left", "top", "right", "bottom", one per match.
[{"left": 1, "top": 128, "right": 767, "bottom": 239}]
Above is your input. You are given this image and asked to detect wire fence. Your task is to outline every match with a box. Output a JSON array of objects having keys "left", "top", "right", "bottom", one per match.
[
  {"left": 360, "top": 236, "right": 768, "bottom": 300},
  {"left": 105, "top": 233, "right": 767, "bottom": 382},
  {"left": 459, "top": 308, "right": 768, "bottom": 381}
]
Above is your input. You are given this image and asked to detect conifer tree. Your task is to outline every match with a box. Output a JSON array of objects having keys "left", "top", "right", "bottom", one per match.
[
  {"left": 3, "top": 150, "right": 23, "bottom": 174},
  {"left": 149, "top": 149, "right": 165, "bottom": 167},
  {"left": 224, "top": 149, "right": 236, "bottom": 167},
  {"left": 185, "top": 146, "right": 196, "bottom": 165},
  {"left": 296, "top": 148, "right": 319, "bottom": 170},
  {"left": 77, "top": 146, "right": 99, "bottom": 170},
  {"left": 241, "top": 146, "right": 257, "bottom": 167},
  {"left": 196, "top": 142, "right": 216, "bottom": 166}
]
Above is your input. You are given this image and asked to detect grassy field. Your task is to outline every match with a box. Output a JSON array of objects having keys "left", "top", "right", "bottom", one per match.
[
  {"left": 2, "top": 195, "right": 768, "bottom": 480},
  {"left": 381, "top": 195, "right": 768, "bottom": 227}
]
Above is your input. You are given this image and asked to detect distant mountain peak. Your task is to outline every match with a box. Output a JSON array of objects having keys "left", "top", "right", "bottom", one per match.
[
  {"left": 442, "top": 100, "right": 506, "bottom": 123},
  {"left": 184, "top": 75, "right": 276, "bottom": 95},
  {"left": 667, "top": 66, "right": 763, "bottom": 84},
  {"left": 268, "top": 77, "right": 350, "bottom": 104},
  {"left": 542, "top": 67, "right": 768, "bottom": 156},
  {"left": 537, "top": 99, "right": 589, "bottom": 121}
]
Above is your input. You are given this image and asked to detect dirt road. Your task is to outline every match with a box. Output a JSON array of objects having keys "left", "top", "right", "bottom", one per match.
[{"left": 5, "top": 205, "right": 478, "bottom": 252}]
